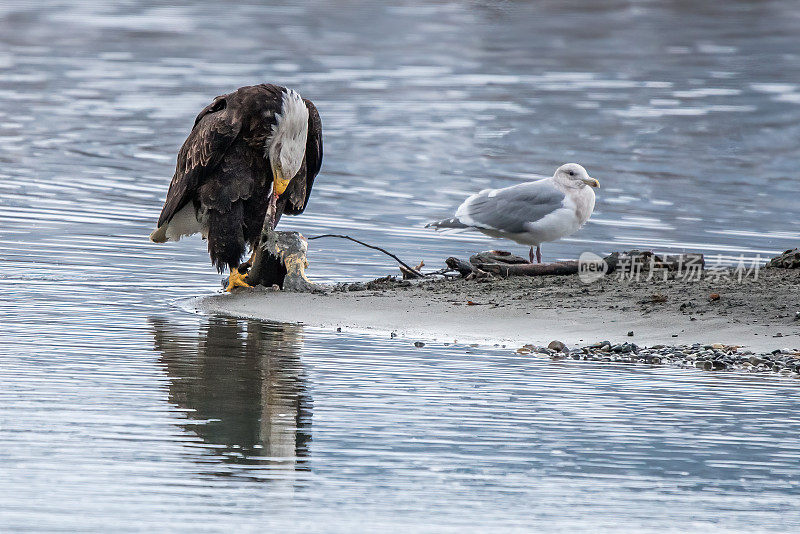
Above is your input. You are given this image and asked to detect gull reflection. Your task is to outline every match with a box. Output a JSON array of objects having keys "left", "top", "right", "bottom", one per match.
[{"left": 150, "top": 316, "right": 312, "bottom": 470}]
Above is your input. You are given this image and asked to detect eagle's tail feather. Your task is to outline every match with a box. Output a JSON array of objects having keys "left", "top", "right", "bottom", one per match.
[{"left": 149, "top": 226, "right": 168, "bottom": 243}]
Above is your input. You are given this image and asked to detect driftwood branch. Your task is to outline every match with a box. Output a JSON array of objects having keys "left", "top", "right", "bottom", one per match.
[
  {"left": 477, "top": 260, "right": 580, "bottom": 276},
  {"left": 445, "top": 257, "right": 476, "bottom": 277},
  {"left": 470, "top": 250, "right": 529, "bottom": 266},
  {"left": 307, "top": 234, "right": 424, "bottom": 278},
  {"left": 456, "top": 249, "right": 579, "bottom": 277},
  {"left": 765, "top": 248, "right": 799, "bottom": 269},
  {"left": 240, "top": 217, "right": 716, "bottom": 292},
  {"left": 446, "top": 249, "right": 706, "bottom": 279}
]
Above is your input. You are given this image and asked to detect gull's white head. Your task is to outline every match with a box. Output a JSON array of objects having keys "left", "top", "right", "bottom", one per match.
[
  {"left": 553, "top": 163, "right": 599, "bottom": 188},
  {"left": 268, "top": 88, "right": 309, "bottom": 196}
]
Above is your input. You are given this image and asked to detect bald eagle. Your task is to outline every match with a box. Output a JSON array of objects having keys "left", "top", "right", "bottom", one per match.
[{"left": 149, "top": 84, "right": 322, "bottom": 290}]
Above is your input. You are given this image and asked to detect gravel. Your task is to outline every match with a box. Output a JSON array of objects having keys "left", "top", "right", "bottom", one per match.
[{"left": 517, "top": 341, "right": 800, "bottom": 378}]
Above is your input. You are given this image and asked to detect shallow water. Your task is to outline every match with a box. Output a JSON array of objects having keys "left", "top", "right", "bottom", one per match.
[{"left": 1, "top": 1, "right": 800, "bottom": 531}]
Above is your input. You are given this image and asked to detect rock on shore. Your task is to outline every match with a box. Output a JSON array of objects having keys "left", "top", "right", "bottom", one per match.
[{"left": 518, "top": 340, "right": 800, "bottom": 378}]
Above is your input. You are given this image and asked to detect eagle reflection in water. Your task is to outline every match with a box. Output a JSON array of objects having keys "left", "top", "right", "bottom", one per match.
[{"left": 150, "top": 316, "right": 312, "bottom": 470}]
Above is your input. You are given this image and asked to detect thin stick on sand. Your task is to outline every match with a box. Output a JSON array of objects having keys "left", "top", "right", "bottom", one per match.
[{"left": 307, "top": 234, "right": 424, "bottom": 278}]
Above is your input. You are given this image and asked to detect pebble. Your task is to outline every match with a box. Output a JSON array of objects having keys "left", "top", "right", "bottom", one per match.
[
  {"left": 514, "top": 340, "right": 800, "bottom": 378},
  {"left": 414, "top": 341, "right": 425, "bottom": 348}
]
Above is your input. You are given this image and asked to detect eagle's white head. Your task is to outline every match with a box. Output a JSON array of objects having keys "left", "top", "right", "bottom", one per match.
[{"left": 268, "top": 89, "right": 309, "bottom": 196}]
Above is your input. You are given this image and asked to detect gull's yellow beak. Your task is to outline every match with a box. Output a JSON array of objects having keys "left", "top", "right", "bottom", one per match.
[
  {"left": 273, "top": 167, "right": 291, "bottom": 196},
  {"left": 582, "top": 176, "right": 600, "bottom": 188}
]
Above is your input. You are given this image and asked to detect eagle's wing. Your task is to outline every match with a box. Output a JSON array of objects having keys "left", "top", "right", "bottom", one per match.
[
  {"left": 156, "top": 97, "right": 242, "bottom": 228},
  {"left": 304, "top": 98, "right": 323, "bottom": 189},
  {"left": 283, "top": 98, "right": 323, "bottom": 215}
]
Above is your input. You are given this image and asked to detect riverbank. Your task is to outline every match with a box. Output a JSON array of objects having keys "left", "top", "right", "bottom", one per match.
[{"left": 196, "top": 267, "right": 800, "bottom": 355}]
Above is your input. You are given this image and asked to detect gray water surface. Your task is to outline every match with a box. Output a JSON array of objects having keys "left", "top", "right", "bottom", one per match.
[{"left": 2, "top": 1, "right": 800, "bottom": 531}]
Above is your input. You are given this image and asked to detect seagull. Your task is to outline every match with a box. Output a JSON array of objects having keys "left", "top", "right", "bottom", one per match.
[{"left": 426, "top": 163, "right": 599, "bottom": 263}]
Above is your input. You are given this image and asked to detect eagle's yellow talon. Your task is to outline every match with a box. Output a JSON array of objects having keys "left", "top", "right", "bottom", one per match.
[{"left": 225, "top": 269, "right": 252, "bottom": 292}]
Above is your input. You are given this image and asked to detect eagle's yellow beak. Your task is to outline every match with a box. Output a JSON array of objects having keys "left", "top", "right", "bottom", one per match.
[
  {"left": 273, "top": 168, "right": 291, "bottom": 196},
  {"left": 582, "top": 176, "right": 600, "bottom": 188}
]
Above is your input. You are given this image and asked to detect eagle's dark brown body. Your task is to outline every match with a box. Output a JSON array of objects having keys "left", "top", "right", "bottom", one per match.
[{"left": 151, "top": 84, "right": 322, "bottom": 272}]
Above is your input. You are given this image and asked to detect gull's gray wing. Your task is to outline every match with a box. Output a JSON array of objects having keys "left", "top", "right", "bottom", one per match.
[{"left": 455, "top": 179, "right": 566, "bottom": 234}]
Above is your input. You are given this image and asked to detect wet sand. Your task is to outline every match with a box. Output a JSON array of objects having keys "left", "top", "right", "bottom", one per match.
[{"left": 197, "top": 268, "right": 800, "bottom": 352}]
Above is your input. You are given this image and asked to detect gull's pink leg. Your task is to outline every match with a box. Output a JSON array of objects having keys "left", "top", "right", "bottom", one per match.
[
  {"left": 536, "top": 245, "right": 542, "bottom": 264},
  {"left": 529, "top": 246, "right": 535, "bottom": 263}
]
